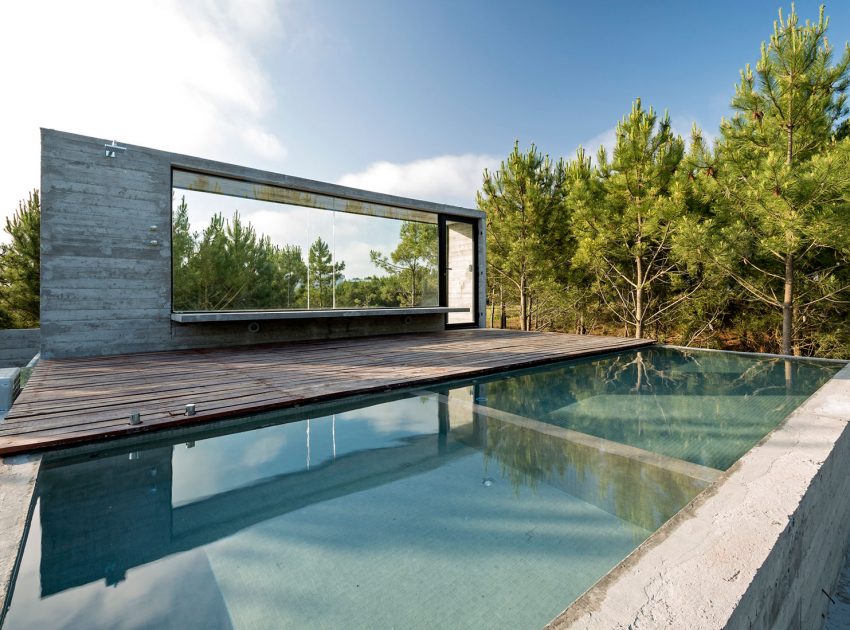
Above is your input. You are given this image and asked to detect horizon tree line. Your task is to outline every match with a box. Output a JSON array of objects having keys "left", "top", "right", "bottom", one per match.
[
  {"left": 481, "top": 5, "right": 850, "bottom": 358},
  {"left": 171, "top": 197, "right": 438, "bottom": 312}
]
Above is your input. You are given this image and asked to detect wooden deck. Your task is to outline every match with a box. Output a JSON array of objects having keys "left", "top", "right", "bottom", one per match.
[{"left": 0, "top": 329, "right": 653, "bottom": 456}]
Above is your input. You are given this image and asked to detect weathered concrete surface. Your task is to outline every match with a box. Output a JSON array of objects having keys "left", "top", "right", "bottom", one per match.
[
  {"left": 0, "top": 329, "right": 40, "bottom": 369},
  {"left": 824, "top": 530, "right": 850, "bottom": 629},
  {"left": 41, "top": 129, "right": 487, "bottom": 359},
  {"left": 548, "top": 363, "right": 850, "bottom": 630},
  {"left": 0, "top": 454, "right": 39, "bottom": 624},
  {"left": 0, "top": 368, "right": 21, "bottom": 412},
  {"left": 171, "top": 306, "right": 467, "bottom": 322}
]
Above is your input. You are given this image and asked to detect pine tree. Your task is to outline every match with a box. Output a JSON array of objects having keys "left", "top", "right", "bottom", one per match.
[
  {"left": 307, "top": 237, "right": 344, "bottom": 308},
  {"left": 0, "top": 190, "right": 40, "bottom": 327},
  {"left": 477, "top": 142, "right": 568, "bottom": 330},
  {"left": 718, "top": 5, "right": 850, "bottom": 355},
  {"left": 276, "top": 244, "right": 308, "bottom": 308},
  {"left": 336, "top": 275, "right": 396, "bottom": 308},
  {"left": 171, "top": 196, "right": 196, "bottom": 311},
  {"left": 370, "top": 221, "right": 438, "bottom": 306},
  {"left": 674, "top": 126, "right": 735, "bottom": 347},
  {"left": 185, "top": 210, "right": 279, "bottom": 310},
  {"left": 569, "top": 100, "right": 695, "bottom": 339}
]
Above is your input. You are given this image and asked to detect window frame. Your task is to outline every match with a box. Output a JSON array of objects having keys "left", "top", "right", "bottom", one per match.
[{"left": 170, "top": 168, "right": 479, "bottom": 324}]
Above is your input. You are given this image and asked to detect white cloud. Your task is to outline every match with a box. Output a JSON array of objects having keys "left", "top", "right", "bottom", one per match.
[
  {"left": 240, "top": 432, "right": 289, "bottom": 467},
  {"left": 573, "top": 127, "right": 618, "bottom": 163},
  {"left": 241, "top": 128, "right": 287, "bottom": 160},
  {"left": 671, "top": 115, "right": 718, "bottom": 149},
  {"left": 0, "top": 0, "right": 288, "bottom": 242},
  {"left": 337, "top": 154, "right": 500, "bottom": 209}
]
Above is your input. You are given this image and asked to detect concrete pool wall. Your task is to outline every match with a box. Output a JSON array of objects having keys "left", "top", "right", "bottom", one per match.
[{"left": 551, "top": 361, "right": 850, "bottom": 630}]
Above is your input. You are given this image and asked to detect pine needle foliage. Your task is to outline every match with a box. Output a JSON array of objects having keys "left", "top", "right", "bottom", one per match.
[
  {"left": 0, "top": 190, "right": 40, "bottom": 328},
  {"left": 717, "top": 4, "right": 850, "bottom": 354}
]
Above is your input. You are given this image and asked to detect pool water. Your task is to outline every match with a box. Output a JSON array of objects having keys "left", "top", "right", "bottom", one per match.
[
  {"left": 2, "top": 347, "right": 840, "bottom": 629},
  {"left": 440, "top": 346, "right": 841, "bottom": 470}
]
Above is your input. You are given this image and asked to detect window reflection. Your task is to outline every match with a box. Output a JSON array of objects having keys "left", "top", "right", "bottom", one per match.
[{"left": 172, "top": 171, "right": 439, "bottom": 312}]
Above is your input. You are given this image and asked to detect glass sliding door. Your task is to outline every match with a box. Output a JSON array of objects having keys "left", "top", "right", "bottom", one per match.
[{"left": 445, "top": 219, "right": 476, "bottom": 325}]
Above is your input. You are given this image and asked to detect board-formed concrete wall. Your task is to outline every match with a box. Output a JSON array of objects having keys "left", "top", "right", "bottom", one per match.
[
  {"left": 0, "top": 329, "right": 40, "bottom": 368},
  {"left": 40, "top": 129, "right": 486, "bottom": 359}
]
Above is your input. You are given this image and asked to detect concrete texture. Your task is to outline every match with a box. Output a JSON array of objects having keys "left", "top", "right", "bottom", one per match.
[
  {"left": 0, "top": 329, "right": 40, "bottom": 369},
  {"left": 0, "top": 368, "right": 21, "bottom": 412},
  {"left": 40, "top": 129, "right": 487, "bottom": 359},
  {"left": 548, "top": 363, "right": 850, "bottom": 630},
  {"left": 447, "top": 221, "right": 475, "bottom": 325},
  {"left": 824, "top": 531, "right": 850, "bottom": 629},
  {"left": 0, "top": 454, "right": 40, "bottom": 625},
  {"left": 171, "top": 306, "right": 467, "bottom": 323}
]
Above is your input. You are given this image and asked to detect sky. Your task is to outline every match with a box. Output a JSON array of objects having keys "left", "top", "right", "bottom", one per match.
[{"left": 2, "top": 0, "right": 850, "bottom": 245}]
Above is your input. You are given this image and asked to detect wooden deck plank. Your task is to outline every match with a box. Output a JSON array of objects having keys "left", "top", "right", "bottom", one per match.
[{"left": 0, "top": 330, "right": 654, "bottom": 455}]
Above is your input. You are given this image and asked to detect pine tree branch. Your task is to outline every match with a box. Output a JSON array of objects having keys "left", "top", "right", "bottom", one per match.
[
  {"left": 644, "top": 283, "right": 703, "bottom": 325},
  {"left": 800, "top": 283, "right": 850, "bottom": 307},
  {"left": 596, "top": 283, "right": 635, "bottom": 326},
  {"left": 726, "top": 269, "right": 782, "bottom": 307},
  {"left": 601, "top": 256, "right": 638, "bottom": 289},
  {"left": 741, "top": 257, "right": 785, "bottom": 281}
]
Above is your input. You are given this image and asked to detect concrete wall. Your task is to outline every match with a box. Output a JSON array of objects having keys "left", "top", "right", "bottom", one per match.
[
  {"left": 41, "top": 129, "right": 486, "bottom": 359},
  {"left": 0, "top": 329, "right": 40, "bottom": 368},
  {"left": 550, "top": 362, "right": 850, "bottom": 630},
  {"left": 724, "top": 369, "right": 850, "bottom": 629},
  {"left": 447, "top": 221, "right": 475, "bottom": 325}
]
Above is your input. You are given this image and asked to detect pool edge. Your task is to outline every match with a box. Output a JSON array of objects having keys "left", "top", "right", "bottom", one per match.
[
  {"left": 0, "top": 454, "right": 39, "bottom": 626},
  {"left": 548, "top": 361, "right": 850, "bottom": 630}
]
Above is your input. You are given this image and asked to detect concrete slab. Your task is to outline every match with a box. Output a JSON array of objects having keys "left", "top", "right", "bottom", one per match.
[
  {"left": 171, "top": 307, "right": 467, "bottom": 323},
  {"left": 0, "top": 454, "right": 40, "bottom": 624},
  {"left": 0, "top": 368, "right": 21, "bottom": 412},
  {"left": 548, "top": 363, "right": 850, "bottom": 630}
]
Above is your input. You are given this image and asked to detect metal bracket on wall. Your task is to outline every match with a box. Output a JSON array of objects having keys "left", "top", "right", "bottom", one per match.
[{"left": 104, "top": 140, "right": 127, "bottom": 158}]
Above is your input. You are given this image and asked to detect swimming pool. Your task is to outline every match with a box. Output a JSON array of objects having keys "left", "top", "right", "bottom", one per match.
[{"left": 2, "top": 347, "right": 840, "bottom": 629}]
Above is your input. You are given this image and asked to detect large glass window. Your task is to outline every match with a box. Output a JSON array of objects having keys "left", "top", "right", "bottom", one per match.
[{"left": 172, "top": 170, "right": 439, "bottom": 312}]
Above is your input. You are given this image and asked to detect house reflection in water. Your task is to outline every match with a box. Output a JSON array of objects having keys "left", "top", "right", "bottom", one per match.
[{"left": 34, "top": 387, "right": 713, "bottom": 597}]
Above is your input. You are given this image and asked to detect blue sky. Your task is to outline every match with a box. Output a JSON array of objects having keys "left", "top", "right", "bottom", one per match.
[
  {"left": 276, "top": 0, "right": 850, "bottom": 173},
  {"left": 1, "top": 0, "right": 849, "bottom": 237}
]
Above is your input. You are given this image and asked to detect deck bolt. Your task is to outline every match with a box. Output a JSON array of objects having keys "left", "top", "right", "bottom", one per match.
[
  {"left": 129, "top": 411, "right": 142, "bottom": 425},
  {"left": 185, "top": 403, "right": 196, "bottom": 416}
]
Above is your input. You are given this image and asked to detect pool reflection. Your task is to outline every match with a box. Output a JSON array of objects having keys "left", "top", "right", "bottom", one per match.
[{"left": 29, "top": 386, "right": 711, "bottom": 603}]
